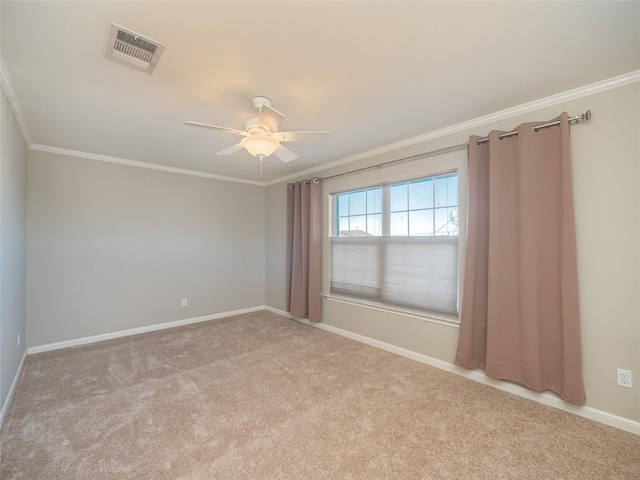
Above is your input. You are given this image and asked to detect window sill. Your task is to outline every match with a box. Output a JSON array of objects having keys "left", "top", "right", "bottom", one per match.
[{"left": 324, "top": 294, "right": 460, "bottom": 328}]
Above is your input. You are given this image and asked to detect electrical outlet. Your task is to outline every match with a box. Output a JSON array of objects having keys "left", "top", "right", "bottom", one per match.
[
  {"left": 181, "top": 298, "right": 188, "bottom": 307},
  {"left": 617, "top": 369, "right": 632, "bottom": 388}
]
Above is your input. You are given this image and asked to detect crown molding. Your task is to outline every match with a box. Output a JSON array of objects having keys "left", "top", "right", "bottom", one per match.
[
  {"left": 3, "top": 56, "right": 637, "bottom": 189},
  {"left": 2, "top": 57, "right": 264, "bottom": 186},
  {"left": 29, "top": 144, "right": 265, "bottom": 187},
  {"left": 266, "top": 70, "right": 640, "bottom": 186},
  {"left": 0, "top": 58, "right": 33, "bottom": 146}
]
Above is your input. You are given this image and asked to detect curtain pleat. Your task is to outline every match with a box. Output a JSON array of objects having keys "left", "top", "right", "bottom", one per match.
[
  {"left": 285, "top": 186, "right": 294, "bottom": 312},
  {"left": 286, "top": 179, "right": 322, "bottom": 322},
  {"left": 455, "top": 113, "right": 586, "bottom": 405}
]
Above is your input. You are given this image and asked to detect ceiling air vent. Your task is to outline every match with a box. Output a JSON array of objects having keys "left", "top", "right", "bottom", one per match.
[{"left": 105, "top": 24, "right": 165, "bottom": 74}]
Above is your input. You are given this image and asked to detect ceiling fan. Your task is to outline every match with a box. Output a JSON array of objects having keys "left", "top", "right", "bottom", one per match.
[{"left": 184, "top": 96, "right": 330, "bottom": 169}]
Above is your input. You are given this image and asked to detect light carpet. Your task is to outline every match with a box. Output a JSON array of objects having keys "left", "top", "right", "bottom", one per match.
[{"left": 1, "top": 310, "right": 639, "bottom": 479}]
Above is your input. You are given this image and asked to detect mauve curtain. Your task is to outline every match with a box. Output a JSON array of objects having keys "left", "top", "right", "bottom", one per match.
[
  {"left": 286, "top": 179, "right": 322, "bottom": 322},
  {"left": 454, "top": 113, "right": 586, "bottom": 405}
]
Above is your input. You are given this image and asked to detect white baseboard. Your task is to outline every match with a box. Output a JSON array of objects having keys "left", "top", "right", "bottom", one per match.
[
  {"left": 1, "top": 349, "right": 28, "bottom": 429},
  {"left": 265, "top": 306, "right": 640, "bottom": 436},
  {"left": 27, "top": 306, "right": 265, "bottom": 354}
]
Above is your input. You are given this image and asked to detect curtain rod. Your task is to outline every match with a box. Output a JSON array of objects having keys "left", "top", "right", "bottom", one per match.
[{"left": 321, "top": 110, "right": 591, "bottom": 182}]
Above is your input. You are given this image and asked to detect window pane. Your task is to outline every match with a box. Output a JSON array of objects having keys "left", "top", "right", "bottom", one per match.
[
  {"left": 390, "top": 184, "right": 407, "bottom": 212},
  {"left": 448, "top": 174, "right": 458, "bottom": 206},
  {"left": 390, "top": 211, "right": 408, "bottom": 236},
  {"left": 350, "top": 215, "right": 367, "bottom": 235},
  {"left": 338, "top": 217, "right": 349, "bottom": 237},
  {"left": 367, "top": 213, "right": 382, "bottom": 236},
  {"left": 409, "top": 210, "right": 433, "bottom": 236},
  {"left": 367, "top": 187, "right": 382, "bottom": 214},
  {"left": 426, "top": 179, "right": 434, "bottom": 208},
  {"left": 350, "top": 190, "right": 366, "bottom": 215},
  {"left": 435, "top": 176, "right": 449, "bottom": 207},
  {"left": 409, "top": 179, "right": 432, "bottom": 210},
  {"left": 434, "top": 207, "right": 451, "bottom": 235},
  {"left": 447, "top": 207, "right": 459, "bottom": 236},
  {"left": 337, "top": 193, "right": 349, "bottom": 217}
]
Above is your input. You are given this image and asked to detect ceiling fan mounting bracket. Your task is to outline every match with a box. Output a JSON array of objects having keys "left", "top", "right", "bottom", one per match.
[{"left": 251, "top": 96, "right": 272, "bottom": 111}]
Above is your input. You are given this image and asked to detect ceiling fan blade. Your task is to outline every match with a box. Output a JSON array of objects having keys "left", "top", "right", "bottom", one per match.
[
  {"left": 258, "top": 105, "right": 285, "bottom": 133},
  {"left": 274, "top": 145, "right": 298, "bottom": 163},
  {"left": 184, "top": 121, "right": 248, "bottom": 136},
  {"left": 216, "top": 143, "right": 244, "bottom": 156},
  {"left": 275, "top": 131, "right": 330, "bottom": 143}
]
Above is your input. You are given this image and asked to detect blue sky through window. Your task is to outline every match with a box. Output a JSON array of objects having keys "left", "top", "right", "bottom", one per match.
[{"left": 335, "top": 172, "right": 457, "bottom": 237}]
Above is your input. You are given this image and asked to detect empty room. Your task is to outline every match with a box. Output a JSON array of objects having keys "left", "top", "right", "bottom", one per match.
[{"left": 1, "top": 1, "right": 639, "bottom": 478}]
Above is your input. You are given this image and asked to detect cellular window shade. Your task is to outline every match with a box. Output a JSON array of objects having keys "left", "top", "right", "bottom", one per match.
[
  {"left": 381, "top": 236, "right": 458, "bottom": 315},
  {"left": 331, "top": 237, "right": 381, "bottom": 301},
  {"left": 330, "top": 236, "right": 458, "bottom": 315}
]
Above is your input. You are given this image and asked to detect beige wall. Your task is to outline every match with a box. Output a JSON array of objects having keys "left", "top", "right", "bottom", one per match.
[
  {"left": 0, "top": 87, "right": 28, "bottom": 410},
  {"left": 265, "top": 82, "right": 640, "bottom": 423},
  {"left": 27, "top": 151, "right": 265, "bottom": 347}
]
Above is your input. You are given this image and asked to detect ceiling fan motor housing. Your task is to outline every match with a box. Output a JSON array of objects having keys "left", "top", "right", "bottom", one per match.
[{"left": 244, "top": 117, "right": 270, "bottom": 135}]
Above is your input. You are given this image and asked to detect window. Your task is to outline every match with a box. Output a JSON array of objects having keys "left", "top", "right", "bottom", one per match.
[
  {"left": 335, "top": 186, "right": 382, "bottom": 237},
  {"left": 330, "top": 172, "right": 459, "bottom": 317}
]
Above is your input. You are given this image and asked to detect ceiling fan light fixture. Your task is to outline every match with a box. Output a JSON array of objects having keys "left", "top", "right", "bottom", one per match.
[
  {"left": 240, "top": 135, "right": 279, "bottom": 157},
  {"left": 185, "top": 96, "right": 329, "bottom": 164}
]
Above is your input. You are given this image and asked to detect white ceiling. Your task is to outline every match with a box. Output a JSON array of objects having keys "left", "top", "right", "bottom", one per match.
[{"left": 2, "top": 1, "right": 639, "bottom": 184}]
